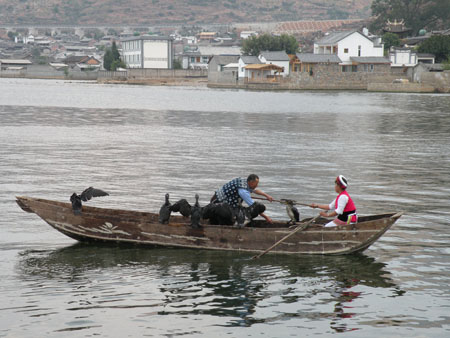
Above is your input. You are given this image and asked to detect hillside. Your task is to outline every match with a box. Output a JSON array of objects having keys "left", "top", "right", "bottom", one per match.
[{"left": 0, "top": 0, "right": 372, "bottom": 26}]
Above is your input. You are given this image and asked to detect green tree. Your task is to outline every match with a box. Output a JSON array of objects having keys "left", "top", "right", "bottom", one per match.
[
  {"left": 107, "top": 28, "right": 118, "bottom": 36},
  {"left": 173, "top": 59, "right": 182, "bottom": 69},
  {"left": 103, "top": 42, "right": 125, "bottom": 70},
  {"left": 418, "top": 35, "right": 450, "bottom": 63},
  {"left": 382, "top": 32, "right": 401, "bottom": 52},
  {"left": 111, "top": 41, "right": 120, "bottom": 61},
  {"left": 103, "top": 49, "right": 113, "bottom": 71},
  {"left": 241, "top": 33, "right": 299, "bottom": 55},
  {"left": 443, "top": 58, "right": 450, "bottom": 70},
  {"left": 370, "top": 0, "right": 450, "bottom": 35},
  {"left": 7, "top": 31, "right": 16, "bottom": 41},
  {"left": 111, "top": 59, "right": 126, "bottom": 71}
]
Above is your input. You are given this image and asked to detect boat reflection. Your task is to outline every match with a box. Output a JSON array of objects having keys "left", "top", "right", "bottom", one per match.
[{"left": 18, "top": 244, "right": 399, "bottom": 331}]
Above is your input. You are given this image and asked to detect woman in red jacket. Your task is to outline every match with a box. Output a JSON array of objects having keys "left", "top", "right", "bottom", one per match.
[{"left": 309, "top": 175, "right": 357, "bottom": 227}]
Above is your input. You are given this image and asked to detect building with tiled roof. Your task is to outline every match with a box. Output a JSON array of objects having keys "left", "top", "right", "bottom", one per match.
[
  {"left": 314, "top": 30, "right": 384, "bottom": 65},
  {"left": 258, "top": 50, "right": 290, "bottom": 76},
  {"left": 238, "top": 55, "right": 261, "bottom": 78}
]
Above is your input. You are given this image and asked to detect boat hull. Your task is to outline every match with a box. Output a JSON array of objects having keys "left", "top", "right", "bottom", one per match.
[{"left": 16, "top": 196, "right": 403, "bottom": 255}]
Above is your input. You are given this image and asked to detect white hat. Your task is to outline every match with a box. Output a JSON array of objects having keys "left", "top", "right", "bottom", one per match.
[{"left": 336, "top": 175, "right": 348, "bottom": 189}]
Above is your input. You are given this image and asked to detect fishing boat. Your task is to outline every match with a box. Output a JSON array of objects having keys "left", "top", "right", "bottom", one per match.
[{"left": 16, "top": 196, "right": 403, "bottom": 256}]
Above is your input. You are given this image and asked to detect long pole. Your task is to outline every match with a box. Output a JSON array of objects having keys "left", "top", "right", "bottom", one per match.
[
  {"left": 252, "top": 196, "right": 310, "bottom": 207},
  {"left": 252, "top": 215, "right": 321, "bottom": 259}
]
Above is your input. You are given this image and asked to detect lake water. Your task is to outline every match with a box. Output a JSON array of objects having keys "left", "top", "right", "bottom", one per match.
[{"left": 1, "top": 78, "right": 449, "bottom": 337}]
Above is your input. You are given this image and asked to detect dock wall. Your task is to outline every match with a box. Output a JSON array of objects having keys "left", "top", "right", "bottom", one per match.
[
  {"left": 97, "top": 69, "right": 207, "bottom": 85},
  {"left": 0, "top": 65, "right": 98, "bottom": 80},
  {"left": 420, "top": 71, "right": 450, "bottom": 93}
]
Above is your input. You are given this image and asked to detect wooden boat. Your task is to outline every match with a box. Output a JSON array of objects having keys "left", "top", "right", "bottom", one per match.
[{"left": 16, "top": 196, "right": 403, "bottom": 256}]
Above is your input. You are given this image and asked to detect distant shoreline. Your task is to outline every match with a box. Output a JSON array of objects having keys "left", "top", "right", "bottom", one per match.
[{"left": 1, "top": 75, "right": 448, "bottom": 93}]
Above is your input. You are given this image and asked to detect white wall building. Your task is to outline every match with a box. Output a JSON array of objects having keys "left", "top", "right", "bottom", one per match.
[
  {"left": 389, "top": 47, "right": 435, "bottom": 67},
  {"left": 181, "top": 46, "right": 241, "bottom": 70},
  {"left": 22, "top": 35, "right": 35, "bottom": 44},
  {"left": 238, "top": 55, "right": 261, "bottom": 78},
  {"left": 389, "top": 47, "right": 417, "bottom": 67},
  {"left": 121, "top": 36, "right": 174, "bottom": 69},
  {"left": 314, "top": 30, "right": 384, "bottom": 65},
  {"left": 258, "top": 51, "right": 290, "bottom": 76}
]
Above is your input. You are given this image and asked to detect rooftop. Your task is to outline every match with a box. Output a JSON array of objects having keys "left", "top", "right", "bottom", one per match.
[
  {"left": 121, "top": 35, "right": 173, "bottom": 42},
  {"left": 245, "top": 63, "right": 284, "bottom": 71},
  {"left": 240, "top": 55, "right": 261, "bottom": 64},
  {"left": 0, "top": 59, "right": 32, "bottom": 64},
  {"left": 296, "top": 53, "right": 341, "bottom": 63},
  {"left": 259, "top": 50, "right": 290, "bottom": 61},
  {"left": 315, "top": 31, "right": 356, "bottom": 45}
]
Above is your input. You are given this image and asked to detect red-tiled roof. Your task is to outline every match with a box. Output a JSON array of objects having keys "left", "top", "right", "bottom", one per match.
[{"left": 275, "top": 19, "right": 364, "bottom": 34}]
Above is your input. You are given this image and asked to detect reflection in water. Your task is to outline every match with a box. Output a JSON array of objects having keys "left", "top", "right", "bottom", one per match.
[{"left": 17, "top": 244, "right": 398, "bottom": 332}]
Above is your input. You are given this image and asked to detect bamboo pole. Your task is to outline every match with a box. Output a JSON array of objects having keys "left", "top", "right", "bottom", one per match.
[{"left": 252, "top": 215, "right": 321, "bottom": 259}]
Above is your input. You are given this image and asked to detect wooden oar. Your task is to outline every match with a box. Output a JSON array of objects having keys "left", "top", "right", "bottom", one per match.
[
  {"left": 252, "top": 196, "right": 310, "bottom": 207},
  {"left": 252, "top": 215, "right": 321, "bottom": 259}
]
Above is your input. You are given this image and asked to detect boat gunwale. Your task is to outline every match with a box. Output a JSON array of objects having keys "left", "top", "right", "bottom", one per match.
[{"left": 16, "top": 196, "right": 401, "bottom": 231}]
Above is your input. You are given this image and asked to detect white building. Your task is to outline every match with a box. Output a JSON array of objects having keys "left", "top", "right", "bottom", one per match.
[
  {"left": 240, "top": 31, "right": 258, "bottom": 39},
  {"left": 314, "top": 30, "right": 384, "bottom": 65},
  {"left": 181, "top": 46, "right": 241, "bottom": 70},
  {"left": 238, "top": 55, "right": 261, "bottom": 78},
  {"left": 22, "top": 35, "right": 35, "bottom": 44},
  {"left": 121, "top": 36, "right": 174, "bottom": 69},
  {"left": 258, "top": 51, "right": 290, "bottom": 76},
  {"left": 389, "top": 47, "right": 435, "bottom": 67},
  {"left": 182, "top": 36, "right": 197, "bottom": 44},
  {"left": 389, "top": 47, "right": 418, "bottom": 67}
]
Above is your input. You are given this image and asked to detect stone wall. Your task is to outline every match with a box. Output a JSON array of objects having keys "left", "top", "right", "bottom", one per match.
[
  {"left": 98, "top": 70, "right": 128, "bottom": 81},
  {"left": 420, "top": 71, "right": 450, "bottom": 93},
  {"left": 127, "top": 68, "right": 207, "bottom": 79},
  {"left": 356, "top": 63, "right": 390, "bottom": 73},
  {"left": 368, "top": 82, "right": 435, "bottom": 93},
  {"left": 0, "top": 64, "right": 98, "bottom": 80},
  {"left": 208, "top": 61, "right": 407, "bottom": 90},
  {"left": 209, "top": 70, "right": 238, "bottom": 84},
  {"left": 287, "top": 67, "right": 405, "bottom": 90},
  {"left": 208, "top": 55, "right": 240, "bottom": 84},
  {"left": 97, "top": 69, "right": 208, "bottom": 85}
]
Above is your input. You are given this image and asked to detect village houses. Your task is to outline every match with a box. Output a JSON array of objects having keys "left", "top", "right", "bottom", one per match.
[
  {"left": 209, "top": 28, "right": 391, "bottom": 86},
  {"left": 1, "top": 23, "right": 447, "bottom": 91}
]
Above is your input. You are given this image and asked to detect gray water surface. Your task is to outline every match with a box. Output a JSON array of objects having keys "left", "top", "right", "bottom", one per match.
[{"left": 1, "top": 78, "right": 449, "bottom": 337}]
